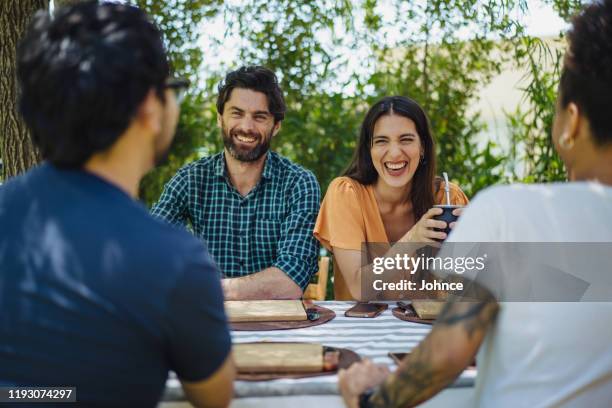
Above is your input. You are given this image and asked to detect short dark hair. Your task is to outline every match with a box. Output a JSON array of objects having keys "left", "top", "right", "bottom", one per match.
[
  {"left": 344, "top": 96, "right": 437, "bottom": 221},
  {"left": 560, "top": 0, "right": 612, "bottom": 146},
  {"left": 216, "top": 66, "right": 286, "bottom": 123},
  {"left": 17, "top": 1, "right": 169, "bottom": 168}
]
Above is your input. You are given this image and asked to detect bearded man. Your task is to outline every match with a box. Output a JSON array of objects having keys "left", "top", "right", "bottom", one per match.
[{"left": 152, "top": 66, "right": 320, "bottom": 300}]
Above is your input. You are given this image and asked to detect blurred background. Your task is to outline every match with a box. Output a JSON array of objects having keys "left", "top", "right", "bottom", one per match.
[{"left": 1, "top": 0, "right": 585, "bottom": 200}]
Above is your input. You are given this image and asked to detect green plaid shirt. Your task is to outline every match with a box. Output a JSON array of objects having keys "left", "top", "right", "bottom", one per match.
[{"left": 151, "top": 151, "right": 321, "bottom": 290}]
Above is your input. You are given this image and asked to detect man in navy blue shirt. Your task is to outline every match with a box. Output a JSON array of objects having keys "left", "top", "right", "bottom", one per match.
[{"left": 0, "top": 2, "right": 234, "bottom": 407}]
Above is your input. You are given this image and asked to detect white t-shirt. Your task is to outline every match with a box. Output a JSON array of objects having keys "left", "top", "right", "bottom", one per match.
[{"left": 445, "top": 182, "right": 612, "bottom": 408}]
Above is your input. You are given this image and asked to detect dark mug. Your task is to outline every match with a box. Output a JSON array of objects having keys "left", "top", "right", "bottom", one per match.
[{"left": 432, "top": 205, "right": 463, "bottom": 239}]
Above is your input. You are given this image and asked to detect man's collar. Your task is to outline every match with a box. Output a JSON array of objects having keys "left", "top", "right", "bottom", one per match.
[
  {"left": 261, "top": 152, "right": 275, "bottom": 180},
  {"left": 213, "top": 152, "right": 226, "bottom": 178}
]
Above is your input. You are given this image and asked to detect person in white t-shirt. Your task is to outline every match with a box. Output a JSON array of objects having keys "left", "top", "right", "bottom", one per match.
[{"left": 338, "top": 1, "right": 612, "bottom": 407}]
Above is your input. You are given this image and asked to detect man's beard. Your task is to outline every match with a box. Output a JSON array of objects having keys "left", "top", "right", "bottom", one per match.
[
  {"left": 153, "top": 129, "right": 177, "bottom": 167},
  {"left": 154, "top": 144, "right": 172, "bottom": 167},
  {"left": 153, "top": 106, "right": 179, "bottom": 167},
  {"left": 222, "top": 124, "right": 272, "bottom": 162}
]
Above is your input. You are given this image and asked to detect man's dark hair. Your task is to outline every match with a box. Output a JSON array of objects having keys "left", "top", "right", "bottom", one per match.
[
  {"left": 560, "top": 0, "right": 612, "bottom": 145},
  {"left": 216, "top": 66, "right": 286, "bottom": 123},
  {"left": 17, "top": 1, "right": 169, "bottom": 168}
]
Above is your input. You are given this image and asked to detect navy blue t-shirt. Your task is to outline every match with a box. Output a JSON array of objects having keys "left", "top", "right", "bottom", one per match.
[{"left": 0, "top": 163, "right": 231, "bottom": 407}]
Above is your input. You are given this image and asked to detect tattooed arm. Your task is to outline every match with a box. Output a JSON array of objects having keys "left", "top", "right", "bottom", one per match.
[{"left": 339, "top": 283, "right": 499, "bottom": 408}]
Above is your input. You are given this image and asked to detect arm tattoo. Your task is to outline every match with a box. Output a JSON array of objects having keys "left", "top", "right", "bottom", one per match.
[{"left": 368, "top": 280, "right": 499, "bottom": 407}]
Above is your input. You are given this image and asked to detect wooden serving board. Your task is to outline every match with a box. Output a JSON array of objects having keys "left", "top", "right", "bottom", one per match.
[
  {"left": 411, "top": 300, "right": 444, "bottom": 320},
  {"left": 234, "top": 343, "right": 323, "bottom": 373},
  {"left": 225, "top": 300, "right": 307, "bottom": 323},
  {"left": 230, "top": 303, "right": 336, "bottom": 331}
]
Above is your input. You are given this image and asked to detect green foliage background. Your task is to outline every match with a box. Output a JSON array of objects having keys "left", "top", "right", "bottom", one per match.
[{"left": 134, "top": 0, "right": 584, "bottom": 208}]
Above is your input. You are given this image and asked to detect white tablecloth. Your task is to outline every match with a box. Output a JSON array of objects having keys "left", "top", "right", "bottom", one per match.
[{"left": 163, "top": 301, "right": 476, "bottom": 400}]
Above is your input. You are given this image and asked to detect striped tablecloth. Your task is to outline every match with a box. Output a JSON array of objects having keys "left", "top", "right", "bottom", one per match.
[{"left": 164, "top": 301, "right": 476, "bottom": 399}]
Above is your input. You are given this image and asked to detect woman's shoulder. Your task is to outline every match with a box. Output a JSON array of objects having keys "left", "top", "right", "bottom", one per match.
[
  {"left": 327, "top": 176, "right": 369, "bottom": 196},
  {"left": 315, "top": 176, "right": 371, "bottom": 251}
]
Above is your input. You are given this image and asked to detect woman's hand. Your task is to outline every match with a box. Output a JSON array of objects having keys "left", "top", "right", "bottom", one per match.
[
  {"left": 449, "top": 207, "right": 464, "bottom": 230},
  {"left": 401, "top": 207, "right": 448, "bottom": 243}
]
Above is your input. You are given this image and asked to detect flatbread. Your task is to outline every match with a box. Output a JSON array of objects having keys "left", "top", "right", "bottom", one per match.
[
  {"left": 411, "top": 300, "right": 444, "bottom": 320},
  {"left": 234, "top": 343, "right": 323, "bottom": 373},
  {"left": 225, "top": 300, "right": 307, "bottom": 322}
]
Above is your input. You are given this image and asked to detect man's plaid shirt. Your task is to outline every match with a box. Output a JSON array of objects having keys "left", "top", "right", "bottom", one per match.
[{"left": 151, "top": 151, "right": 321, "bottom": 290}]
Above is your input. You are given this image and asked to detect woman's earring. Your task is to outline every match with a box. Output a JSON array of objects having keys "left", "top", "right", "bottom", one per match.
[
  {"left": 420, "top": 154, "right": 426, "bottom": 165},
  {"left": 559, "top": 133, "right": 574, "bottom": 150}
]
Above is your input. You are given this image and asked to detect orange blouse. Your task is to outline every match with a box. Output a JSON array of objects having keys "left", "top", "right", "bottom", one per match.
[{"left": 313, "top": 176, "right": 469, "bottom": 300}]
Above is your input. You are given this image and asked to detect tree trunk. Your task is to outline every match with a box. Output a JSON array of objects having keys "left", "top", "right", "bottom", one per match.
[{"left": 0, "top": 0, "right": 47, "bottom": 181}]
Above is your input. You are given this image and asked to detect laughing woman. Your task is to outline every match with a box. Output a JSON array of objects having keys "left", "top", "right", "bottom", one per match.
[{"left": 314, "top": 96, "right": 469, "bottom": 300}]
